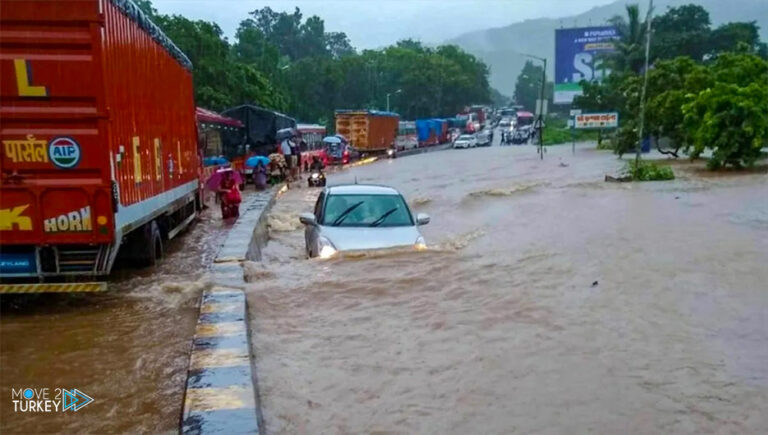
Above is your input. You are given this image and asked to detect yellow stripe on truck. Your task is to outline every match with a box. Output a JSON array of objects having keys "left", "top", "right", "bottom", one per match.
[{"left": 0, "top": 282, "right": 107, "bottom": 294}]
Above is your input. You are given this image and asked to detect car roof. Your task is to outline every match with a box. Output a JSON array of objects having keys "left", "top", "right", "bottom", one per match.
[{"left": 327, "top": 184, "right": 401, "bottom": 195}]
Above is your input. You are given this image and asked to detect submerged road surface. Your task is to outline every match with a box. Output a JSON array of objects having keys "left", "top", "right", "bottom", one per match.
[
  {"left": 0, "top": 207, "right": 227, "bottom": 433},
  {"left": 249, "top": 143, "right": 768, "bottom": 434}
]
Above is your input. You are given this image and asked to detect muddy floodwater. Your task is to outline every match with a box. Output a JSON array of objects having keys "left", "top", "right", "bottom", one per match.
[
  {"left": 250, "top": 143, "right": 768, "bottom": 434},
  {"left": 0, "top": 208, "right": 226, "bottom": 434}
]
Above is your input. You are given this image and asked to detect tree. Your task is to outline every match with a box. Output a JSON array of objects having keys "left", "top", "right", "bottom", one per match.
[
  {"left": 233, "top": 19, "right": 281, "bottom": 74},
  {"left": 710, "top": 22, "right": 768, "bottom": 58},
  {"left": 684, "top": 82, "right": 768, "bottom": 168},
  {"left": 683, "top": 53, "right": 768, "bottom": 168},
  {"left": 652, "top": 4, "right": 711, "bottom": 61},
  {"left": 134, "top": 0, "right": 157, "bottom": 18},
  {"left": 606, "top": 4, "right": 648, "bottom": 74},
  {"left": 513, "top": 61, "right": 544, "bottom": 111},
  {"left": 152, "top": 13, "right": 288, "bottom": 111},
  {"left": 644, "top": 57, "right": 705, "bottom": 156},
  {"left": 246, "top": 7, "right": 353, "bottom": 61}
]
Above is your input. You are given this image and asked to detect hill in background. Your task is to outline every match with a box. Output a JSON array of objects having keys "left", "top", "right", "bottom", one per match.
[{"left": 447, "top": 0, "right": 768, "bottom": 96}]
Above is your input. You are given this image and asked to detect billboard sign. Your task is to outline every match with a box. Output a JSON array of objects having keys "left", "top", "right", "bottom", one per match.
[
  {"left": 554, "top": 26, "right": 618, "bottom": 104},
  {"left": 574, "top": 112, "right": 619, "bottom": 129}
]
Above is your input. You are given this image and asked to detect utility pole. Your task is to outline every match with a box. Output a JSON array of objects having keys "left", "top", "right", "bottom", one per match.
[
  {"left": 636, "top": 0, "right": 654, "bottom": 165},
  {"left": 538, "top": 57, "right": 547, "bottom": 160},
  {"left": 386, "top": 89, "right": 401, "bottom": 112}
]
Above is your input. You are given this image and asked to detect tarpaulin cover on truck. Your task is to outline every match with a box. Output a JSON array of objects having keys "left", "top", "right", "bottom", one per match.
[
  {"left": 109, "top": 0, "right": 192, "bottom": 70},
  {"left": 416, "top": 120, "right": 431, "bottom": 142}
]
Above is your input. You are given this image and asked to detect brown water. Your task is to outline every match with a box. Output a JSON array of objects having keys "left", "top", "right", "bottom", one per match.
[
  {"left": 248, "top": 143, "right": 768, "bottom": 434},
  {"left": 0, "top": 207, "right": 227, "bottom": 434}
]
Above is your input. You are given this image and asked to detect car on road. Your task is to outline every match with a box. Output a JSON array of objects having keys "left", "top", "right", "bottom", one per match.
[
  {"left": 476, "top": 129, "right": 493, "bottom": 146},
  {"left": 453, "top": 134, "right": 478, "bottom": 149},
  {"left": 299, "top": 184, "right": 430, "bottom": 258}
]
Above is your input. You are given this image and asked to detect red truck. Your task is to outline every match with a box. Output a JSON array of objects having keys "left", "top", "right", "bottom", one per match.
[{"left": 0, "top": 0, "right": 201, "bottom": 292}]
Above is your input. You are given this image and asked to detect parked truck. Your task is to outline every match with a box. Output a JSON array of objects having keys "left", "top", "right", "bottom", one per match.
[
  {"left": 0, "top": 0, "right": 201, "bottom": 292},
  {"left": 335, "top": 110, "right": 399, "bottom": 153}
]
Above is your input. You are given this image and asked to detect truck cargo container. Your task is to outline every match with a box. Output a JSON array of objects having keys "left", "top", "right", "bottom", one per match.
[
  {"left": 0, "top": 0, "right": 201, "bottom": 292},
  {"left": 335, "top": 110, "right": 399, "bottom": 153},
  {"left": 220, "top": 104, "right": 296, "bottom": 179},
  {"left": 416, "top": 119, "right": 438, "bottom": 146}
]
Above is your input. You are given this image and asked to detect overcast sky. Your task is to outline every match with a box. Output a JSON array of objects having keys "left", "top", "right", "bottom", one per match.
[{"left": 151, "top": 0, "right": 618, "bottom": 48}]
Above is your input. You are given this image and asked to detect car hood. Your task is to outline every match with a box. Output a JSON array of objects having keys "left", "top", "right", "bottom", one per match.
[{"left": 319, "top": 225, "right": 422, "bottom": 251}]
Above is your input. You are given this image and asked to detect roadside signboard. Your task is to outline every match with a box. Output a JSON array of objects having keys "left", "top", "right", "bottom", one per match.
[
  {"left": 574, "top": 112, "right": 619, "bottom": 129},
  {"left": 570, "top": 109, "right": 582, "bottom": 117},
  {"left": 554, "top": 26, "right": 618, "bottom": 104}
]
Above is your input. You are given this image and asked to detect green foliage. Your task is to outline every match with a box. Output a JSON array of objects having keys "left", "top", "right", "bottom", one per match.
[
  {"left": 652, "top": 4, "right": 711, "bottom": 61},
  {"left": 606, "top": 4, "right": 648, "bottom": 74},
  {"left": 243, "top": 7, "right": 354, "bottom": 61},
  {"left": 542, "top": 116, "right": 598, "bottom": 145},
  {"left": 682, "top": 53, "right": 768, "bottom": 169},
  {"left": 683, "top": 81, "right": 768, "bottom": 169},
  {"left": 139, "top": 1, "right": 490, "bottom": 121},
  {"left": 283, "top": 42, "right": 491, "bottom": 123},
  {"left": 605, "top": 3, "right": 767, "bottom": 73},
  {"left": 710, "top": 22, "right": 768, "bottom": 58},
  {"left": 574, "top": 0, "right": 768, "bottom": 171},
  {"left": 148, "top": 12, "right": 289, "bottom": 112},
  {"left": 623, "top": 160, "right": 675, "bottom": 181},
  {"left": 512, "top": 61, "right": 554, "bottom": 112}
]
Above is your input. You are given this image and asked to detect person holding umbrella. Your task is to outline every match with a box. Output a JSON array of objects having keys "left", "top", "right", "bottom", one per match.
[
  {"left": 205, "top": 168, "right": 243, "bottom": 221},
  {"left": 245, "top": 155, "right": 270, "bottom": 191}
]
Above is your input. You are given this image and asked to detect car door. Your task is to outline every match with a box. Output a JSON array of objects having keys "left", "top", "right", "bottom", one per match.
[{"left": 306, "top": 191, "right": 325, "bottom": 256}]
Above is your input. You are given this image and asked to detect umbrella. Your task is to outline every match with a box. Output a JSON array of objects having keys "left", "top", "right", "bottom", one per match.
[
  {"left": 203, "top": 156, "right": 229, "bottom": 166},
  {"left": 245, "top": 155, "right": 271, "bottom": 167},
  {"left": 323, "top": 136, "right": 342, "bottom": 144},
  {"left": 276, "top": 128, "right": 295, "bottom": 141},
  {"left": 334, "top": 134, "right": 348, "bottom": 143},
  {"left": 205, "top": 168, "right": 243, "bottom": 191}
]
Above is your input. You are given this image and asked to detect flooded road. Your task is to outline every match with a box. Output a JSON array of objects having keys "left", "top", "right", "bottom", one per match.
[
  {"left": 249, "top": 143, "right": 768, "bottom": 434},
  {"left": 0, "top": 207, "right": 227, "bottom": 434}
]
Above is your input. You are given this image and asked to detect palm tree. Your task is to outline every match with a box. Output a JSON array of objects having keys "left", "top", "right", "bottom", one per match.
[{"left": 606, "top": 4, "right": 650, "bottom": 74}]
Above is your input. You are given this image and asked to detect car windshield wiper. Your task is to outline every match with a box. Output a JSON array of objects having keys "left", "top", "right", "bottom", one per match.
[
  {"left": 370, "top": 208, "right": 398, "bottom": 227},
  {"left": 331, "top": 201, "right": 364, "bottom": 226}
]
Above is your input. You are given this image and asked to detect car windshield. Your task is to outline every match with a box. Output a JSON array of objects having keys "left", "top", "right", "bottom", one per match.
[
  {"left": 322, "top": 194, "right": 413, "bottom": 227},
  {"left": 458, "top": 135, "right": 473, "bottom": 140}
]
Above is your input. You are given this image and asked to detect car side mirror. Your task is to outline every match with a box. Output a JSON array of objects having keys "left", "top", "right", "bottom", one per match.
[
  {"left": 299, "top": 212, "right": 316, "bottom": 226},
  {"left": 416, "top": 213, "right": 430, "bottom": 226}
]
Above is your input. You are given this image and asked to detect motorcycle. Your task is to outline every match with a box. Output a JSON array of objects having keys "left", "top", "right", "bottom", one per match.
[{"left": 307, "top": 170, "right": 326, "bottom": 187}]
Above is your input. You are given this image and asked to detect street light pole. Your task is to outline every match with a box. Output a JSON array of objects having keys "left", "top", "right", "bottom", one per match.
[
  {"left": 636, "top": 0, "right": 654, "bottom": 165},
  {"left": 518, "top": 53, "right": 548, "bottom": 160},
  {"left": 537, "top": 57, "right": 547, "bottom": 160},
  {"left": 386, "top": 89, "right": 402, "bottom": 112}
]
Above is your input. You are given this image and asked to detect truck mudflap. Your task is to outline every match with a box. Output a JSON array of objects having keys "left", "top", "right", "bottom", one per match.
[{"left": 0, "top": 282, "right": 107, "bottom": 294}]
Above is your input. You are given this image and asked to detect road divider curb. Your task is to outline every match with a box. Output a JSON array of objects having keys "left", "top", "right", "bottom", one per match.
[{"left": 181, "top": 188, "right": 279, "bottom": 434}]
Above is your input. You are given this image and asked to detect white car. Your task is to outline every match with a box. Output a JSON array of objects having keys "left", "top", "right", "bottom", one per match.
[
  {"left": 476, "top": 129, "right": 492, "bottom": 146},
  {"left": 453, "top": 134, "right": 477, "bottom": 149},
  {"left": 299, "top": 184, "right": 430, "bottom": 258}
]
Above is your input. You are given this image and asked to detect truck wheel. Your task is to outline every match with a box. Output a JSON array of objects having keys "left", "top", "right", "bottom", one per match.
[{"left": 137, "top": 220, "right": 163, "bottom": 267}]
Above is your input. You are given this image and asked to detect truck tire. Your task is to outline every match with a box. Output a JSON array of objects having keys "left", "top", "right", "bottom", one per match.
[{"left": 135, "top": 220, "right": 163, "bottom": 267}]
